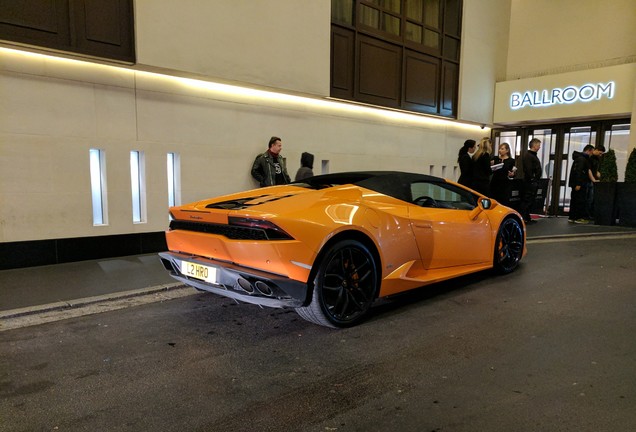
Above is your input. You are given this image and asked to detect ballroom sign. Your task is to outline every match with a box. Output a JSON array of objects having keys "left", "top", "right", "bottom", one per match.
[
  {"left": 510, "top": 81, "right": 615, "bottom": 110},
  {"left": 494, "top": 64, "right": 635, "bottom": 125}
]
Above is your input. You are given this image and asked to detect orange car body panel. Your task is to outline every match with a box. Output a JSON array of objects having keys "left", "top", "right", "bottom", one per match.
[{"left": 165, "top": 179, "right": 526, "bottom": 299}]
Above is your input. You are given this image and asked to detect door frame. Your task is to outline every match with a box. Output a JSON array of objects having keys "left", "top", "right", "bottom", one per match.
[{"left": 493, "top": 118, "right": 630, "bottom": 217}]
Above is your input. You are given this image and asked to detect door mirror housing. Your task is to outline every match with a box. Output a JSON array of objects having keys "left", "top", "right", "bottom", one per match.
[{"left": 469, "top": 197, "right": 493, "bottom": 220}]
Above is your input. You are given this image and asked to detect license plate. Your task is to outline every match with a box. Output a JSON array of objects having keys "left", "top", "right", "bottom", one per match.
[{"left": 181, "top": 261, "right": 217, "bottom": 284}]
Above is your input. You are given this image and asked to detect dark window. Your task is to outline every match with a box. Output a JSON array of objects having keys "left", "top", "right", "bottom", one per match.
[
  {"left": 410, "top": 181, "right": 477, "bottom": 210},
  {"left": 0, "top": 0, "right": 135, "bottom": 63},
  {"left": 331, "top": 0, "right": 462, "bottom": 117}
]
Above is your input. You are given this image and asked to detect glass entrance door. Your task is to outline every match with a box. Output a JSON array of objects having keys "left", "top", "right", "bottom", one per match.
[
  {"left": 527, "top": 128, "right": 557, "bottom": 215},
  {"left": 557, "top": 126, "right": 597, "bottom": 215},
  {"left": 493, "top": 118, "right": 631, "bottom": 217}
]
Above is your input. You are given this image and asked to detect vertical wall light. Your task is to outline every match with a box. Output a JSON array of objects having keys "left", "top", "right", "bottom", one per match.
[
  {"left": 130, "top": 150, "right": 147, "bottom": 223},
  {"left": 89, "top": 148, "right": 108, "bottom": 225},
  {"left": 167, "top": 152, "right": 181, "bottom": 207}
]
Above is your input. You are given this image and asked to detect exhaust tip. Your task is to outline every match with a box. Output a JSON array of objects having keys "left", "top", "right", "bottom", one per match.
[
  {"left": 160, "top": 258, "right": 176, "bottom": 272},
  {"left": 237, "top": 277, "right": 255, "bottom": 293},
  {"left": 254, "top": 281, "right": 274, "bottom": 297}
]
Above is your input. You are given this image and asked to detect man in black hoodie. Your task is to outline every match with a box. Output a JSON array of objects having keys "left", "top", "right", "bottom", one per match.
[
  {"left": 568, "top": 144, "right": 594, "bottom": 223},
  {"left": 295, "top": 152, "right": 315, "bottom": 181},
  {"left": 585, "top": 145, "right": 605, "bottom": 218}
]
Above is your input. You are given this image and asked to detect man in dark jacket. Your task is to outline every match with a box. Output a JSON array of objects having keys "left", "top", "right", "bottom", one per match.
[
  {"left": 251, "top": 136, "right": 291, "bottom": 187},
  {"left": 519, "top": 138, "right": 542, "bottom": 224},
  {"left": 586, "top": 145, "right": 605, "bottom": 218},
  {"left": 568, "top": 145, "right": 594, "bottom": 223}
]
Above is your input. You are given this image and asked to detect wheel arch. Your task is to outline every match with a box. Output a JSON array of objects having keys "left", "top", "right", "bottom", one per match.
[
  {"left": 303, "top": 230, "right": 382, "bottom": 306},
  {"left": 491, "top": 211, "right": 524, "bottom": 238},
  {"left": 492, "top": 213, "right": 525, "bottom": 273}
]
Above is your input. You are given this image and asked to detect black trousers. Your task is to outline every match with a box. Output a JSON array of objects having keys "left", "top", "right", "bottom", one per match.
[
  {"left": 570, "top": 186, "right": 587, "bottom": 220},
  {"left": 519, "top": 180, "right": 538, "bottom": 222}
]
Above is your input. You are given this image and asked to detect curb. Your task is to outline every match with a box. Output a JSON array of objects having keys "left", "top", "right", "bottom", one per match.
[
  {"left": 527, "top": 231, "right": 636, "bottom": 242},
  {"left": 0, "top": 283, "right": 199, "bottom": 332},
  {"left": 0, "top": 282, "right": 188, "bottom": 320}
]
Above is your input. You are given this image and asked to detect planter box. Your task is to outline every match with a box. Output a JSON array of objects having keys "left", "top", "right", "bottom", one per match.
[
  {"left": 617, "top": 182, "right": 636, "bottom": 227},
  {"left": 594, "top": 182, "right": 618, "bottom": 226}
]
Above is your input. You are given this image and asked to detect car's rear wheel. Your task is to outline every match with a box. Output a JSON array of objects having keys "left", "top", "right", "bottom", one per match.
[
  {"left": 494, "top": 217, "right": 524, "bottom": 274},
  {"left": 296, "top": 239, "right": 379, "bottom": 328}
]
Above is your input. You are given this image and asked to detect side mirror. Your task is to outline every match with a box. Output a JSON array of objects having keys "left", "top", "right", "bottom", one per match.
[{"left": 468, "top": 198, "right": 492, "bottom": 220}]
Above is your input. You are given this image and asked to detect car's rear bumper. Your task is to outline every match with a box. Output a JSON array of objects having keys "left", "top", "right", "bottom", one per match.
[{"left": 158, "top": 251, "right": 307, "bottom": 308}]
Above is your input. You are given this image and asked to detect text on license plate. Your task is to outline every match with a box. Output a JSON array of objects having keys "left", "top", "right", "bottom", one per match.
[{"left": 181, "top": 261, "right": 217, "bottom": 284}]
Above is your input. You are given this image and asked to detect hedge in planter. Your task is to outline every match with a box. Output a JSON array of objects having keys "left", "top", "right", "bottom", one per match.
[
  {"left": 617, "top": 148, "right": 636, "bottom": 227},
  {"left": 625, "top": 148, "right": 636, "bottom": 182},
  {"left": 594, "top": 149, "right": 618, "bottom": 225}
]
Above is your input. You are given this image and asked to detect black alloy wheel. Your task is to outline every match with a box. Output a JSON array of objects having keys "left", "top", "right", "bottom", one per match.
[
  {"left": 494, "top": 217, "right": 524, "bottom": 274},
  {"left": 296, "top": 239, "right": 378, "bottom": 328}
]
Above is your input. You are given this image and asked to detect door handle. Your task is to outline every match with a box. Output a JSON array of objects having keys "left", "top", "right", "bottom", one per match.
[{"left": 414, "top": 223, "right": 432, "bottom": 229}]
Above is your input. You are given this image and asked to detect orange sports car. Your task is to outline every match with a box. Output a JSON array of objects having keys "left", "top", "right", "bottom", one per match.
[{"left": 159, "top": 171, "right": 526, "bottom": 328}]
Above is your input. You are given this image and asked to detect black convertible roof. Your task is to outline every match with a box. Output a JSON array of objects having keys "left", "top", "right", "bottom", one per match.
[
  {"left": 293, "top": 171, "right": 447, "bottom": 203},
  {"left": 298, "top": 171, "right": 440, "bottom": 185}
]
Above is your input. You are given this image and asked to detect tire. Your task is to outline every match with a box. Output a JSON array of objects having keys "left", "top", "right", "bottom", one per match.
[
  {"left": 493, "top": 217, "right": 524, "bottom": 274},
  {"left": 296, "top": 239, "right": 379, "bottom": 328}
]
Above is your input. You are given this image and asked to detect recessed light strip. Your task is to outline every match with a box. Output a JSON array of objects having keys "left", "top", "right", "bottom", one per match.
[{"left": 1, "top": 46, "right": 487, "bottom": 132}]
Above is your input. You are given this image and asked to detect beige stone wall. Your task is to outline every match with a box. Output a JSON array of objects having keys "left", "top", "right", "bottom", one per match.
[
  {"left": 0, "top": 48, "right": 484, "bottom": 242},
  {"left": 458, "top": 0, "right": 512, "bottom": 125},
  {"left": 134, "top": 0, "right": 331, "bottom": 96},
  {"left": 506, "top": 0, "right": 636, "bottom": 79}
]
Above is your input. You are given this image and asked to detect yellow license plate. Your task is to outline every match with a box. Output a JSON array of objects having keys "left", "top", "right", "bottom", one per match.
[{"left": 181, "top": 261, "right": 217, "bottom": 284}]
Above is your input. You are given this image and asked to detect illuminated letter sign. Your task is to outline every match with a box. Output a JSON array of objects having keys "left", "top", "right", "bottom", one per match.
[{"left": 510, "top": 81, "right": 615, "bottom": 110}]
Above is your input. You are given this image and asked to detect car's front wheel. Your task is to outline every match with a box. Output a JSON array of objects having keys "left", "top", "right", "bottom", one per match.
[
  {"left": 296, "top": 239, "right": 379, "bottom": 328},
  {"left": 494, "top": 217, "right": 524, "bottom": 274}
]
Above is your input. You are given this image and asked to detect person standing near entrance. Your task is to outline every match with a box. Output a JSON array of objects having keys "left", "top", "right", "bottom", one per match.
[
  {"left": 471, "top": 137, "right": 493, "bottom": 196},
  {"left": 568, "top": 144, "right": 594, "bottom": 223},
  {"left": 490, "top": 142, "right": 516, "bottom": 206},
  {"left": 586, "top": 145, "right": 605, "bottom": 218},
  {"left": 251, "top": 136, "right": 291, "bottom": 187},
  {"left": 589, "top": 145, "right": 605, "bottom": 182},
  {"left": 457, "top": 139, "right": 476, "bottom": 187},
  {"left": 519, "top": 138, "right": 542, "bottom": 224}
]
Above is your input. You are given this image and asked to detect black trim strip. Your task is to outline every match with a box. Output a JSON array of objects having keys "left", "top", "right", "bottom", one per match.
[{"left": 0, "top": 232, "right": 167, "bottom": 270}]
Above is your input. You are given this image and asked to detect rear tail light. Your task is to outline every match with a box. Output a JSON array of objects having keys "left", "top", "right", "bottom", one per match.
[{"left": 228, "top": 217, "right": 293, "bottom": 240}]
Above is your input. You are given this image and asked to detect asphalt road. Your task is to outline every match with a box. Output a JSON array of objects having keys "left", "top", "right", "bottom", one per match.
[{"left": 1, "top": 236, "right": 635, "bottom": 432}]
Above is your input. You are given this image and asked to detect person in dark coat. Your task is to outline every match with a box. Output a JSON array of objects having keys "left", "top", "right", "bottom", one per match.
[
  {"left": 519, "top": 138, "right": 542, "bottom": 224},
  {"left": 585, "top": 145, "right": 605, "bottom": 218},
  {"left": 470, "top": 137, "right": 493, "bottom": 196},
  {"left": 568, "top": 145, "right": 594, "bottom": 223},
  {"left": 295, "top": 152, "right": 314, "bottom": 181},
  {"left": 489, "top": 142, "right": 516, "bottom": 206},
  {"left": 457, "top": 139, "right": 476, "bottom": 187}
]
